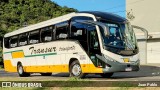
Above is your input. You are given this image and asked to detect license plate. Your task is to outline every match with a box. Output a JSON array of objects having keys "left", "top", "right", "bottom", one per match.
[{"left": 125, "top": 67, "right": 132, "bottom": 71}]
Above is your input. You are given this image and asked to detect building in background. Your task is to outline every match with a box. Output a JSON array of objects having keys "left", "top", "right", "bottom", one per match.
[{"left": 126, "top": 0, "right": 160, "bottom": 64}]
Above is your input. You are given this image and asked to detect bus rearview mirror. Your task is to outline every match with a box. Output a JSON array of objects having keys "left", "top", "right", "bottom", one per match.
[
  {"left": 78, "top": 20, "right": 110, "bottom": 36},
  {"left": 103, "top": 26, "right": 109, "bottom": 37}
]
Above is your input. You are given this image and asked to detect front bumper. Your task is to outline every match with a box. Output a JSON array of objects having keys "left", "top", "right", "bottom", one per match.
[
  {"left": 96, "top": 54, "right": 140, "bottom": 73},
  {"left": 103, "top": 62, "right": 140, "bottom": 73}
]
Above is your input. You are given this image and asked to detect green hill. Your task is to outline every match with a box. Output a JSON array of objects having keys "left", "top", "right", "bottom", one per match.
[{"left": 0, "top": 0, "right": 77, "bottom": 64}]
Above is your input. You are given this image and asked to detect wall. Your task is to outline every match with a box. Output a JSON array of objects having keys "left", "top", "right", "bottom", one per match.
[
  {"left": 126, "top": 0, "right": 160, "bottom": 33},
  {"left": 126, "top": 0, "right": 160, "bottom": 64}
]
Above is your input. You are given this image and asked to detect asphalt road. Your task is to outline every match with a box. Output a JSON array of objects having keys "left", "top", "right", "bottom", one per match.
[{"left": 0, "top": 65, "right": 160, "bottom": 81}]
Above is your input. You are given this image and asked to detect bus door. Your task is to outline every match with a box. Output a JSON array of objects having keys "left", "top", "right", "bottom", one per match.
[
  {"left": 70, "top": 20, "right": 90, "bottom": 68},
  {"left": 87, "top": 25, "right": 101, "bottom": 67}
]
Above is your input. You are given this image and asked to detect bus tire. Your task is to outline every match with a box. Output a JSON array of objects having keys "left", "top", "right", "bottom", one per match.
[
  {"left": 17, "top": 63, "right": 30, "bottom": 77},
  {"left": 40, "top": 73, "right": 52, "bottom": 76},
  {"left": 69, "top": 60, "right": 85, "bottom": 78},
  {"left": 100, "top": 73, "right": 113, "bottom": 78}
]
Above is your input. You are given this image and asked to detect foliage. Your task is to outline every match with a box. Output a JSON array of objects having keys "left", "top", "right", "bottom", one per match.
[
  {"left": 127, "top": 9, "right": 135, "bottom": 21},
  {"left": 0, "top": 47, "right": 2, "bottom": 65},
  {"left": 0, "top": 0, "right": 77, "bottom": 64},
  {"left": 0, "top": 0, "right": 77, "bottom": 33}
]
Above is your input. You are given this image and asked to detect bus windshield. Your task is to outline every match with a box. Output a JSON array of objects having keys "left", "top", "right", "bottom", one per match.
[
  {"left": 99, "top": 21, "right": 138, "bottom": 56},
  {"left": 122, "top": 22, "right": 137, "bottom": 50}
]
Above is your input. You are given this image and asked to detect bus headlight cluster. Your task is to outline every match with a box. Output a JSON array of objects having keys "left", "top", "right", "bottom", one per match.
[{"left": 104, "top": 55, "right": 117, "bottom": 62}]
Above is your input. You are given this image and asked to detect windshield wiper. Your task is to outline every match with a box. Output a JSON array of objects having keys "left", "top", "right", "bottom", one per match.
[
  {"left": 124, "top": 35, "right": 135, "bottom": 50},
  {"left": 126, "top": 40, "right": 135, "bottom": 50}
]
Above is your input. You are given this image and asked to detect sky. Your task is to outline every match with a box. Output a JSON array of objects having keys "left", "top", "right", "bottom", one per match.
[{"left": 52, "top": 0, "right": 126, "bottom": 17}]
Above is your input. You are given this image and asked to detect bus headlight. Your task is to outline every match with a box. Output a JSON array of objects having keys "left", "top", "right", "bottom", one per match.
[{"left": 104, "top": 55, "right": 117, "bottom": 62}]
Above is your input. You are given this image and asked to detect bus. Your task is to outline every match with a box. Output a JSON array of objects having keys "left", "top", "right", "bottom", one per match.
[{"left": 3, "top": 11, "right": 139, "bottom": 78}]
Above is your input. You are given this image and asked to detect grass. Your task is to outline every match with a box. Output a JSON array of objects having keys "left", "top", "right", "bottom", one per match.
[
  {"left": 0, "top": 77, "right": 84, "bottom": 90},
  {"left": 0, "top": 87, "right": 50, "bottom": 90},
  {"left": 0, "top": 76, "right": 89, "bottom": 81},
  {"left": 1, "top": 87, "right": 160, "bottom": 90},
  {"left": 1, "top": 77, "right": 160, "bottom": 90},
  {"left": 0, "top": 75, "right": 160, "bottom": 90},
  {"left": 61, "top": 77, "right": 84, "bottom": 90},
  {"left": 113, "top": 87, "right": 160, "bottom": 90},
  {"left": 68, "top": 77, "right": 85, "bottom": 81},
  {"left": 0, "top": 87, "right": 54, "bottom": 90}
]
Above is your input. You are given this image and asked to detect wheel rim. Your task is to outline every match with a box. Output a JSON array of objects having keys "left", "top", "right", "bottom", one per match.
[
  {"left": 72, "top": 64, "right": 81, "bottom": 76},
  {"left": 18, "top": 66, "right": 23, "bottom": 74}
]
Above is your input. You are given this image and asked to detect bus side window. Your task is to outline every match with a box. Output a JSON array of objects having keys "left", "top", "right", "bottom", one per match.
[
  {"left": 88, "top": 26, "right": 99, "bottom": 49},
  {"left": 70, "top": 21, "right": 87, "bottom": 41},
  {"left": 52, "top": 26, "right": 56, "bottom": 40},
  {"left": 70, "top": 21, "right": 88, "bottom": 51},
  {"left": 41, "top": 26, "right": 52, "bottom": 42},
  {"left": 29, "top": 30, "right": 40, "bottom": 44},
  {"left": 10, "top": 36, "right": 18, "bottom": 48},
  {"left": 19, "top": 33, "right": 28, "bottom": 46},
  {"left": 71, "top": 26, "right": 83, "bottom": 37},
  {"left": 4, "top": 37, "right": 10, "bottom": 48},
  {"left": 55, "top": 21, "right": 68, "bottom": 40}
]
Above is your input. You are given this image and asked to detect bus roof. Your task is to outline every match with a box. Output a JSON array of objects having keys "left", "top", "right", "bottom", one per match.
[
  {"left": 4, "top": 11, "right": 127, "bottom": 37},
  {"left": 80, "top": 11, "right": 126, "bottom": 22},
  {"left": 4, "top": 12, "right": 76, "bottom": 37}
]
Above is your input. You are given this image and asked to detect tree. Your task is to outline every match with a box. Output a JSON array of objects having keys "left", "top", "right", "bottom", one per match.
[{"left": 0, "top": 0, "right": 77, "bottom": 65}]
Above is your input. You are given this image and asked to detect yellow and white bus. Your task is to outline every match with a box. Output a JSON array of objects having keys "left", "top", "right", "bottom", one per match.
[{"left": 3, "top": 11, "right": 140, "bottom": 78}]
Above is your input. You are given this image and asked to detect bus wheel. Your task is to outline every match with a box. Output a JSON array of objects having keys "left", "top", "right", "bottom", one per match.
[
  {"left": 69, "top": 60, "right": 85, "bottom": 78},
  {"left": 40, "top": 73, "right": 52, "bottom": 76},
  {"left": 100, "top": 73, "right": 113, "bottom": 78},
  {"left": 17, "top": 63, "right": 30, "bottom": 77}
]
